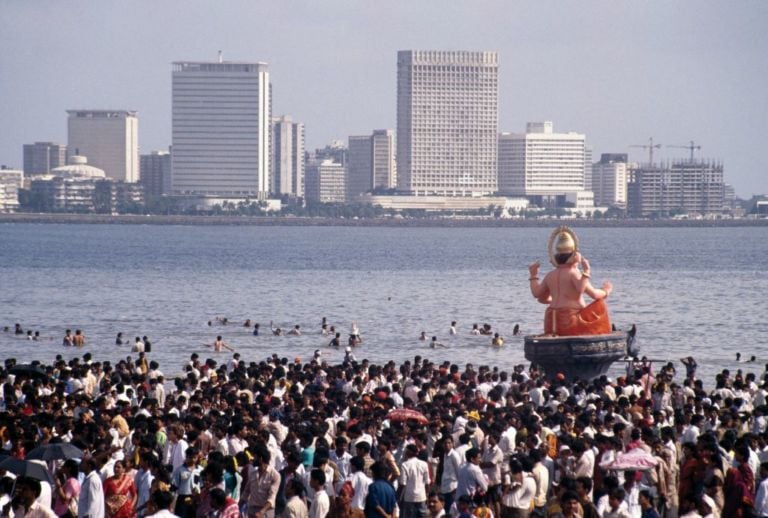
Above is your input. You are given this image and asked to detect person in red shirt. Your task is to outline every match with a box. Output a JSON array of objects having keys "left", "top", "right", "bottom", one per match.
[{"left": 210, "top": 487, "right": 240, "bottom": 518}]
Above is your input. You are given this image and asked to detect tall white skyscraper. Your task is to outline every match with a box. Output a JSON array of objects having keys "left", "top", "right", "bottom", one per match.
[
  {"left": 396, "top": 50, "right": 498, "bottom": 196},
  {"left": 498, "top": 122, "right": 586, "bottom": 196},
  {"left": 171, "top": 60, "right": 270, "bottom": 198},
  {"left": 271, "top": 115, "right": 305, "bottom": 197},
  {"left": 592, "top": 154, "right": 628, "bottom": 208},
  {"left": 67, "top": 110, "right": 138, "bottom": 182}
]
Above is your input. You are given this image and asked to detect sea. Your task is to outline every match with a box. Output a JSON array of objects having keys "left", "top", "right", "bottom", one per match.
[{"left": 1, "top": 223, "right": 766, "bottom": 384}]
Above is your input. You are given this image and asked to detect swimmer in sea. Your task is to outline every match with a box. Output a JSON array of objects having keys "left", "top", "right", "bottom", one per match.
[
  {"left": 33, "top": 331, "right": 40, "bottom": 341},
  {"left": 470, "top": 324, "right": 481, "bottom": 336},
  {"left": 288, "top": 325, "right": 301, "bottom": 336},
  {"left": 62, "top": 329, "right": 74, "bottom": 347},
  {"left": 419, "top": 331, "right": 427, "bottom": 341},
  {"left": 430, "top": 336, "right": 446, "bottom": 348},
  {"left": 73, "top": 329, "right": 85, "bottom": 347},
  {"left": 513, "top": 324, "right": 520, "bottom": 336},
  {"left": 116, "top": 332, "right": 123, "bottom": 345},
  {"left": 329, "top": 332, "right": 341, "bottom": 347},
  {"left": 244, "top": 319, "right": 252, "bottom": 328},
  {"left": 133, "top": 337, "right": 145, "bottom": 353},
  {"left": 253, "top": 323, "right": 260, "bottom": 336},
  {"left": 321, "top": 324, "right": 329, "bottom": 335},
  {"left": 491, "top": 333, "right": 504, "bottom": 346},
  {"left": 206, "top": 335, "right": 234, "bottom": 352},
  {"left": 270, "top": 321, "right": 283, "bottom": 336},
  {"left": 450, "top": 321, "right": 457, "bottom": 335}
]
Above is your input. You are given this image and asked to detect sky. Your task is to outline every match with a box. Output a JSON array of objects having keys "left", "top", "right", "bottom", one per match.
[{"left": 1, "top": 1, "right": 767, "bottom": 197}]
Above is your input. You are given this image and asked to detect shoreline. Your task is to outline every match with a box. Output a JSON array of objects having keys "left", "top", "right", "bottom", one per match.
[{"left": 1, "top": 212, "right": 767, "bottom": 228}]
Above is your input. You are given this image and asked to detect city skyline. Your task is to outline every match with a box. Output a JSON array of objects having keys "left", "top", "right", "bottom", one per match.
[{"left": 1, "top": 1, "right": 766, "bottom": 197}]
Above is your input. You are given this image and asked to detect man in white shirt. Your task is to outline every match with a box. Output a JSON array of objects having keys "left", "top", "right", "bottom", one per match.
[
  {"left": 309, "top": 469, "right": 330, "bottom": 518},
  {"left": 456, "top": 448, "right": 488, "bottom": 500},
  {"left": 501, "top": 462, "right": 536, "bottom": 516},
  {"left": 398, "top": 444, "right": 430, "bottom": 518},
  {"left": 78, "top": 458, "right": 105, "bottom": 518},
  {"left": 440, "top": 437, "right": 462, "bottom": 513},
  {"left": 347, "top": 457, "right": 372, "bottom": 511},
  {"left": 12, "top": 477, "right": 57, "bottom": 518},
  {"left": 163, "top": 425, "right": 188, "bottom": 472}
]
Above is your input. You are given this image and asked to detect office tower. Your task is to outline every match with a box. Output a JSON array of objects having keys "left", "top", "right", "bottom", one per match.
[
  {"left": 305, "top": 160, "right": 346, "bottom": 203},
  {"left": 171, "top": 59, "right": 271, "bottom": 198},
  {"left": 396, "top": 50, "right": 498, "bottom": 195},
  {"left": 67, "top": 110, "right": 139, "bottom": 182},
  {"left": 347, "top": 129, "right": 397, "bottom": 200},
  {"left": 627, "top": 160, "right": 724, "bottom": 217},
  {"left": 23, "top": 142, "right": 67, "bottom": 175},
  {"left": 498, "top": 122, "right": 586, "bottom": 196},
  {"left": 347, "top": 135, "right": 373, "bottom": 199},
  {"left": 372, "top": 129, "right": 396, "bottom": 189},
  {"left": 140, "top": 150, "right": 171, "bottom": 198},
  {"left": 271, "top": 116, "right": 305, "bottom": 197},
  {"left": 592, "top": 154, "right": 628, "bottom": 208}
]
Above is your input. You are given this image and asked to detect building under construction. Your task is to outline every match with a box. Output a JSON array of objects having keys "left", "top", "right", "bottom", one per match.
[{"left": 627, "top": 159, "right": 725, "bottom": 217}]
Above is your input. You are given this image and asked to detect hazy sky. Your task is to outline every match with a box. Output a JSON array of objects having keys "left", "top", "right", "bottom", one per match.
[{"left": 2, "top": 1, "right": 767, "bottom": 196}]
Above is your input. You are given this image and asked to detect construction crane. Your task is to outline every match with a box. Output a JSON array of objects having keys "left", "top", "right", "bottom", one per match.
[
  {"left": 630, "top": 137, "right": 662, "bottom": 165},
  {"left": 668, "top": 140, "right": 701, "bottom": 161}
]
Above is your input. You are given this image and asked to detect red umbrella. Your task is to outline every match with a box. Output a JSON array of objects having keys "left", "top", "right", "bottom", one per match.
[{"left": 387, "top": 408, "right": 428, "bottom": 425}]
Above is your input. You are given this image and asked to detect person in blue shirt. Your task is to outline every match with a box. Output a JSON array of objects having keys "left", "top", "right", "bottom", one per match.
[{"left": 365, "top": 461, "right": 397, "bottom": 518}]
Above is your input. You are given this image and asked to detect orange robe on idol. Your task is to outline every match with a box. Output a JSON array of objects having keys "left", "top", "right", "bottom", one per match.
[{"left": 544, "top": 298, "right": 611, "bottom": 336}]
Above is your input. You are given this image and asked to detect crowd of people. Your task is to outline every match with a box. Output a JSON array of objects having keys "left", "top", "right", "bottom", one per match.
[{"left": 1, "top": 348, "right": 767, "bottom": 518}]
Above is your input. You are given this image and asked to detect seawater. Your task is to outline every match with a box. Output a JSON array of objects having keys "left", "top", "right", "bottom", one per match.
[{"left": 0, "top": 223, "right": 766, "bottom": 383}]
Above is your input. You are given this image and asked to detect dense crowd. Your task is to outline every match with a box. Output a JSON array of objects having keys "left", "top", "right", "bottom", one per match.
[{"left": 1, "top": 350, "right": 768, "bottom": 518}]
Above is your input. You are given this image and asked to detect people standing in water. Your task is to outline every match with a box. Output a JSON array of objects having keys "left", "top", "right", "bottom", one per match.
[
  {"left": 430, "top": 336, "right": 446, "bottom": 348},
  {"left": 270, "top": 321, "right": 283, "bottom": 336},
  {"left": 328, "top": 332, "right": 341, "bottom": 347},
  {"left": 253, "top": 323, "right": 260, "bottom": 336},
  {"left": 62, "top": 329, "right": 74, "bottom": 347},
  {"left": 450, "top": 321, "right": 458, "bottom": 335},
  {"left": 115, "top": 332, "right": 124, "bottom": 345},
  {"left": 73, "top": 329, "right": 85, "bottom": 347},
  {"left": 207, "top": 336, "right": 234, "bottom": 352},
  {"left": 512, "top": 324, "right": 520, "bottom": 336},
  {"left": 492, "top": 333, "right": 504, "bottom": 346},
  {"left": 133, "top": 337, "right": 145, "bottom": 353},
  {"left": 471, "top": 324, "right": 481, "bottom": 336},
  {"left": 288, "top": 325, "right": 301, "bottom": 336}
]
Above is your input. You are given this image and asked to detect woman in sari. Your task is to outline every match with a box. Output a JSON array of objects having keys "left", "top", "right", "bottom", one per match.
[{"left": 104, "top": 460, "right": 138, "bottom": 518}]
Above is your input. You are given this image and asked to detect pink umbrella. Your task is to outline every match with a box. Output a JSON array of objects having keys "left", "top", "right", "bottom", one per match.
[{"left": 600, "top": 448, "right": 659, "bottom": 471}]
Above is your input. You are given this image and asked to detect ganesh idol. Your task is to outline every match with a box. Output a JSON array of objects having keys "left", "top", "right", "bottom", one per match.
[{"left": 528, "top": 226, "right": 613, "bottom": 336}]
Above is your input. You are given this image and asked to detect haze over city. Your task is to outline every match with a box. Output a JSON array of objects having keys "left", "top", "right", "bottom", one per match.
[{"left": 1, "top": 0, "right": 767, "bottom": 197}]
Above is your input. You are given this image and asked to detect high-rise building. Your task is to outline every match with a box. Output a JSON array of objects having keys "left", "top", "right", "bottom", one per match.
[
  {"left": 271, "top": 116, "right": 305, "bottom": 197},
  {"left": 67, "top": 110, "right": 139, "bottom": 182},
  {"left": 372, "top": 129, "right": 396, "bottom": 190},
  {"left": 347, "top": 130, "right": 397, "bottom": 200},
  {"left": 305, "top": 160, "right": 346, "bottom": 203},
  {"left": 498, "top": 122, "right": 586, "bottom": 197},
  {"left": 23, "top": 142, "right": 67, "bottom": 175},
  {"left": 347, "top": 135, "right": 373, "bottom": 199},
  {"left": 171, "top": 60, "right": 271, "bottom": 198},
  {"left": 627, "top": 160, "right": 724, "bottom": 217},
  {"left": 592, "top": 154, "right": 628, "bottom": 208},
  {"left": 140, "top": 150, "right": 171, "bottom": 198},
  {"left": 0, "top": 167, "right": 23, "bottom": 212},
  {"left": 396, "top": 50, "right": 498, "bottom": 195}
]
